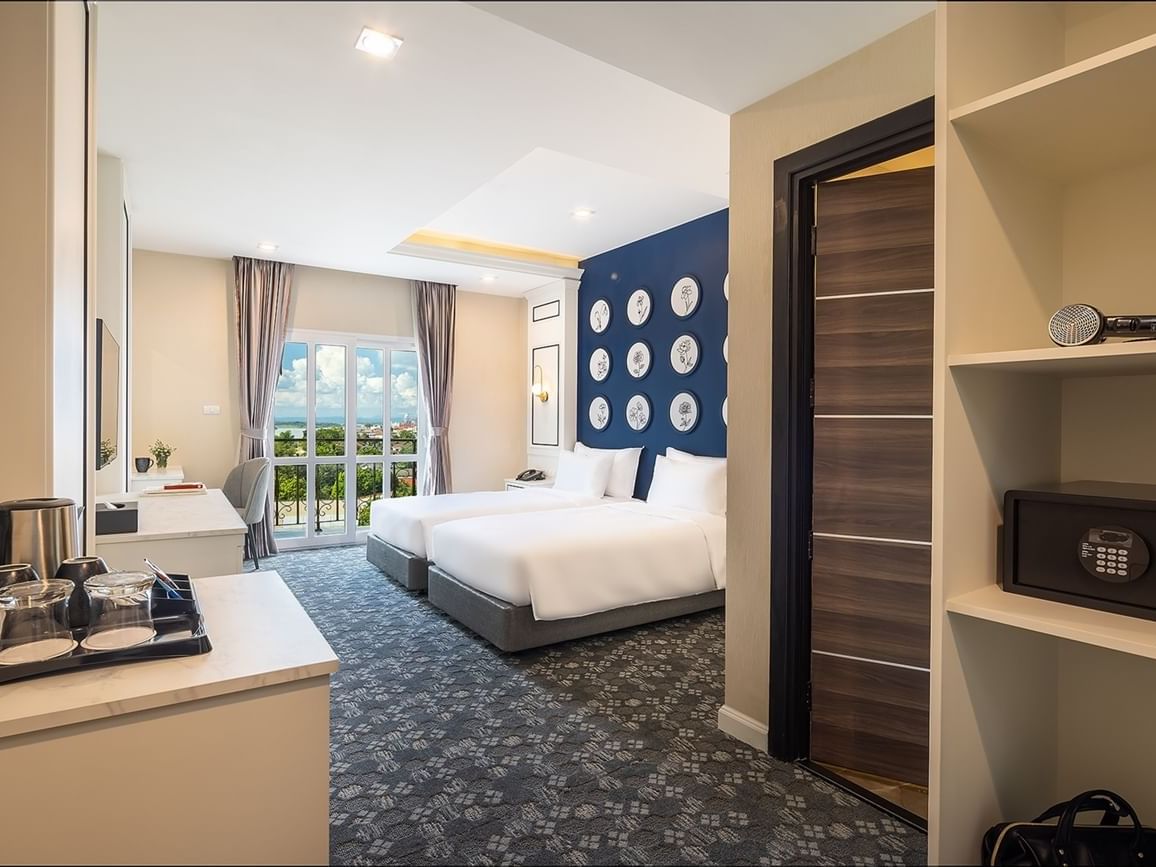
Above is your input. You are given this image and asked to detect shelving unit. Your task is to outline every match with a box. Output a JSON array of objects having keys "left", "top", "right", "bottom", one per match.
[
  {"left": 931, "top": 3, "right": 1156, "bottom": 863},
  {"left": 948, "top": 33, "right": 1156, "bottom": 180},
  {"left": 948, "top": 342, "right": 1156, "bottom": 376},
  {"left": 947, "top": 585, "right": 1156, "bottom": 662}
]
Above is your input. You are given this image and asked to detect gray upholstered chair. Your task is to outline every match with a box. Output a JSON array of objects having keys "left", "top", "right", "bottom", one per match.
[{"left": 222, "top": 457, "right": 273, "bottom": 569}]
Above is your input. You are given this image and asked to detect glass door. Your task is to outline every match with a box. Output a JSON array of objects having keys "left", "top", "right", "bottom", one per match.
[{"left": 270, "top": 331, "right": 420, "bottom": 549}]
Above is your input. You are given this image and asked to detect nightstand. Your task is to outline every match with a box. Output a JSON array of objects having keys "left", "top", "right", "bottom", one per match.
[{"left": 504, "top": 477, "right": 553, "bottom": 491}]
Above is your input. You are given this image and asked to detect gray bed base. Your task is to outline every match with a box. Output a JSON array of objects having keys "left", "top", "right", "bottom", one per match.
[
  {"left": 366, "top": 533, "right": 429, "bottom": 591},
  {"left": 427, "top": 565, "right": 725, "bottom": 652}
]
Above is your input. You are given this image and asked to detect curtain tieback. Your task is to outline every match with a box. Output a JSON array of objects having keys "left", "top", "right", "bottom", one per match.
[
  {"left": 430, "top": 427, "right": 448, "bottom": 437},
  {"left": 240, "top": 428, "right": 265, "bottom": 440}
]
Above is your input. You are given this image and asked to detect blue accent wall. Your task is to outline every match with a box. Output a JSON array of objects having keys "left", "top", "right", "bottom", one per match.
[{"left": 578, "top": 209, "right": 728, "bottom": 498}]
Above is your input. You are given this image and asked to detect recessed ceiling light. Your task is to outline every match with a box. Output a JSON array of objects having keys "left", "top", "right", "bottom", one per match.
[
  {"left": 480, "top": 274, "right": 498, "bottom": 283},
  {"left": 355, "top": 26, "right": 404, "bottom": 59},
  {"left": 256, "top": 241, "right": 279, "bottom": 252},
  {"left": 571, "top": 208, "right": 596, "bottom": 219}
]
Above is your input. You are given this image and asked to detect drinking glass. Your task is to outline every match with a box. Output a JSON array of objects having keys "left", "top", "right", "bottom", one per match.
[
  {"left": 82, "top": 571, "right": 156, "bottom": 651},
  {"left": 0, "top": 579, "right": 77, "bottom": 665}
]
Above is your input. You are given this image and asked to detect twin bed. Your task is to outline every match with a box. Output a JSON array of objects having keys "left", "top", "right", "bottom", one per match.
[{"left": 366, "top": 446, "right": 727, "bottom": 652}]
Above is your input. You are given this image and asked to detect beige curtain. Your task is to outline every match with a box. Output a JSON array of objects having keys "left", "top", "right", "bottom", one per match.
[
  {"left": 412, "top": 281, "right": 456, "bottom": 495},
  {"left": 234, "top": 256, "right": 293, "bottom": 557}
]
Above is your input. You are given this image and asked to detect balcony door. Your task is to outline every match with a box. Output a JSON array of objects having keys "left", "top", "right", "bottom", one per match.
[{"left": 270, "top": 330, "right": 421, "bottom": 549}]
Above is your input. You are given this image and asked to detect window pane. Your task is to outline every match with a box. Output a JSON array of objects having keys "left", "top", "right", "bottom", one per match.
[
  {"left": 391, "top": 461, "right": 417, "bottom": 498},
  {"left": 390, "top": 350, "right": 419, "bottom": 456},
  {"left": 273, "top": 342, "right": 307, "bottom": 458},
  {"left": 273, "top": 465, "right": 307, "bottom": 539},
  {"left": 315, "top": 464, "right": 346, "bottom": 537},
  {"left": 315, "top": 344, "right": 346, "bottom": 457},
  {"left": 356, "top": 348, "right": 384, "bottom": 456},
  {"left": 356, "top": 462, "right": 384, "bottom": 527}
]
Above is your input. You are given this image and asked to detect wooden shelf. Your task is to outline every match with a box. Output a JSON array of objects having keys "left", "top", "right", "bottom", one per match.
[
  {"left": 948, "top": 341, "right": 1156, "bottom": 376},
  {"left": 950, "top": 33, "right": 1156, "bottom": 180},
  {"left": 947, "top": 584, "right": 1156, "bottom": 661}
]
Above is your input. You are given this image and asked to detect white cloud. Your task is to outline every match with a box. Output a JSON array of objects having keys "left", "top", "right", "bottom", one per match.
[{"left": 392, "top": 369, "right": 418, "bottom": 416}]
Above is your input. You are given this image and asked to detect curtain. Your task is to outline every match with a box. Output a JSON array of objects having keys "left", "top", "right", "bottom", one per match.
[
  {"left": 234, "top": 256, "right": 294, "bottom": 558},
  {"left": 412, "top": 281, "right": 456, "bottom": 495}
]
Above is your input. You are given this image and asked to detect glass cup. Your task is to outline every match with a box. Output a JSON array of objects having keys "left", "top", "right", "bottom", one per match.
[
  {"left": 0, "top": 579, "right": 77, "bottom": 665},
  {"left": 82, "top": 571, "right": 156, "bottom": 651},
  {"left": 0, "top": 563, "right": 40, "bottom": 590}
]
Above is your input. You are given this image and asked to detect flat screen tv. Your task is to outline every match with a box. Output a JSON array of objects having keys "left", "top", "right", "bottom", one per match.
[{"left": 95, "top": 318, "right": 119, "bottom": 470}]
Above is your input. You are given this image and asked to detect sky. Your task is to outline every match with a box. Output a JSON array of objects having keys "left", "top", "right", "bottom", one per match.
[{"left": 273, "top": 342, "right": 419, "bottom": 425}]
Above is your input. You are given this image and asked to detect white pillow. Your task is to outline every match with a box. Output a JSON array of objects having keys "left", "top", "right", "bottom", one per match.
[
  {"left": 666, "top": 446, "right": 726, "bottom": 468},
  {"left": 574, "top": 443, "right": 643, "bottom": 499},
  {"left": 553, "top": 449, "right": 615, "bottom": 498},
  {"left": 647, "top": 454, "right": 727, "bottom": 515}
]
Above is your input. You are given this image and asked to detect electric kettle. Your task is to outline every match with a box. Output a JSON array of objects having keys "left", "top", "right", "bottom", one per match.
[{"left": 0, "top": 498, "right": 80, "bottom": 584}]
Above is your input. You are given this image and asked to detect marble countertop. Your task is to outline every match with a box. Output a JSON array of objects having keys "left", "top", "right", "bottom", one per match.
[
  {"left": 0, "top": 570, "right": 339, "bottom": 740},
  {"left": 95, "top": 488, "right": 247, "bottom": 542}
]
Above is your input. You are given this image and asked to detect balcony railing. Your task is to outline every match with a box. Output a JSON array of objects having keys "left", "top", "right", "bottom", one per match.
[{"left": 272, "top": 458, "right": 417, "bottom": 539}]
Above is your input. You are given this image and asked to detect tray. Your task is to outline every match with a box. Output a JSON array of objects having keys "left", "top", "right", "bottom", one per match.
[{"left": 0, "top": 573, "right": 212, "bottom": 685}]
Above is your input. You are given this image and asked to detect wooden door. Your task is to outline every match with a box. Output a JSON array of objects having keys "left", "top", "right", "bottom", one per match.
[{"left": 809, "top": 166, "right": 933, "bottom": 785}]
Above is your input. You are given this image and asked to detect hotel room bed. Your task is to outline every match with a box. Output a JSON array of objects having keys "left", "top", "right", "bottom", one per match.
[
  {"left": 425, "top": 501, "right": 726, "bottom": 651},
  {"left": 366, "top": 487, "right": 621, "bottom": 590}
]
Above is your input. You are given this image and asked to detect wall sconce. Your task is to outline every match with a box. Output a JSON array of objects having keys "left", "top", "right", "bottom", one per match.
[{"left": 531, "top": 364, "right": 550, "bottom": 403}]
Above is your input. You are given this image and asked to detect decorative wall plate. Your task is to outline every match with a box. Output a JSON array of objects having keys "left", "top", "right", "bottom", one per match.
[
  {"left": 589, "top": 299, "right": 611, "bottom": 333},
  {"left": 589, "top": 396, "right": 611, "bottom": 431},
  {"left": 669, "top": 391, "right": 700, "bottom": 433},
  {"left": 671, "top": 275, "right": 701, "bottom": 318},
  {"left": 626, "top": 394, "right": 651, "bottom": 432},
  {"left": 626, "top": 341, "right": 652, "bottom": 379},
  {"left": 724, "top": 272, "right": 730, "bottom": 301},
  {"left": 669, "top": 333, "right": 700, "bottom": 375},
  {"left": 723, "top": 336, "right": 729, "bottom": 363},
  {"left": 722, "top": 397, "right": 728, "bottom": 426},
  {"left": 588, "top": 347, "right": 611, "bottom": 382},
  {"left": 627, "top": 288, "right": 652, "bottom": 326}
]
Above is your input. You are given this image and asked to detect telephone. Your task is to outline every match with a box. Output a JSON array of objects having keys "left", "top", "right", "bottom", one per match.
[{"left": 516, "top": 469, "right": 546, "bottom": 482}]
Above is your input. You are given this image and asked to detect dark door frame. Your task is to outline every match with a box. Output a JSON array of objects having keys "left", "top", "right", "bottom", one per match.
[{"left": 769, "top": 96, "right": 934, "bottom": 762}]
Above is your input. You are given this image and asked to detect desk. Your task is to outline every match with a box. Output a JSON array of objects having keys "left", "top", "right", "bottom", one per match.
[
  {"left": 95, "top": 489, "right": 247, "bottom": 577},
  {"left": 0, "top": 570, "right": 339, "bottom": 865}
]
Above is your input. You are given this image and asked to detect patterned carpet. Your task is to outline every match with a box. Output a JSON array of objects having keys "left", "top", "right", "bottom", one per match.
[{"left": 267, "top": 544, "right": 927, "bottom": 866}]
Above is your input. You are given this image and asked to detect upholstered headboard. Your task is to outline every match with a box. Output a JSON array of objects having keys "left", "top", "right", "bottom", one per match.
[{"left": 577, "top": 209, "right": 728, "bottom": 498}]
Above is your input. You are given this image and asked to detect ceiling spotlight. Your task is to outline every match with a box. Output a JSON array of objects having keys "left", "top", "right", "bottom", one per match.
[
  {"left": 256, "top": 241, "right": 279, "bottom": 252},
  {"left": 480, "top": 274, "right": 498, "bottom": 283},
  {"left": 355, "top": 26, "right": 404, "bottom": 59},
  {"left": 571, "top": 208, "right": 596, "bottom": 219}
]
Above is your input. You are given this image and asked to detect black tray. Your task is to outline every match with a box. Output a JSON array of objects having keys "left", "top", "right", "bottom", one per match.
[{"left": 0, "top": 573, "right": 212, "bottom": 685}]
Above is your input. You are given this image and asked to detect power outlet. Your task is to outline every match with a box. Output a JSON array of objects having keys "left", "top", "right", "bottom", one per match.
[{"left": 203, "top": 404, "right": 221, "bottom": 416}]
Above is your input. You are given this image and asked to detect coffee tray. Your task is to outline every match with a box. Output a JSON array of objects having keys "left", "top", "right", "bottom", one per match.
[{"left": 0, "top": 573, "right": 211, "bottom": 685}]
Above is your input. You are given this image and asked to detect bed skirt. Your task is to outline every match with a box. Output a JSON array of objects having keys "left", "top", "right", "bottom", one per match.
[
  {"left": 367, "top": 533, "right": 429, "bottom": 592},
  {"left": 427, "top": 566, "right": 725, "bottom": 652}
]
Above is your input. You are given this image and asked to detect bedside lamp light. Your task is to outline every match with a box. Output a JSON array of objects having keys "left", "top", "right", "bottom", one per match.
[{"left": 531, "top": 365, "right": 549, "bottom": 403}]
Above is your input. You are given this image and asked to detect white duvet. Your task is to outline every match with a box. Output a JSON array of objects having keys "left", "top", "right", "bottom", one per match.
[
  {"left": 368, "top": 488, "right": 609, "bottom": 558},
  {"left": 428, "top": 501, "right": 726, "bottom": 621}
]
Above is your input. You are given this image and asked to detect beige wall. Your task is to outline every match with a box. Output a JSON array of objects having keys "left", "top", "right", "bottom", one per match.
[
  {"left": 451, "top": 291, "right": 527, "bottom": 492},
  {"left": 289, "top": 264, "right": 412, "bottom": 337},
  {"left": 0, "top": 1, "right": 89, "bottom": 510},
  {"left": 725, "top": 13, "right": 935, "bottom": 727},
  {"left": 132, "top": 251, "right": 238, "bottom": 487},
  {"left": 132, "top": 250, "right": 525, "bottom": 493}
]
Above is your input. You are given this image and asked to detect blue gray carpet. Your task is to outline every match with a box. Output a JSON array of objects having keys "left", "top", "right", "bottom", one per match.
[{"left": 267, "top": 544, "right": 926, "bottom": 866}]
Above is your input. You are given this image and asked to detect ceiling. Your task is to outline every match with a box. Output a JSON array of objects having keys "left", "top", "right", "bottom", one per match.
[
  {"left": 474, "top": 1, "right": 935, "bottom": 114},
  {"left": 98, "top": 1, "right": 930, "bottom": 295}
]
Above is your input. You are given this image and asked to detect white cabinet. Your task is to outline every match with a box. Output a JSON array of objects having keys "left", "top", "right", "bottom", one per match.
[
  {"left": 128, "top": 464, "right": 184, "bottom": 492},
  {"left": 504, "top": 477, "right": 553, "bottom": 491}
]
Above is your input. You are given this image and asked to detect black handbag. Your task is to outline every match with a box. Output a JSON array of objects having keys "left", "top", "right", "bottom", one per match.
[{"left": 983, "top": 789, "right": 1156, "bottom": 866}]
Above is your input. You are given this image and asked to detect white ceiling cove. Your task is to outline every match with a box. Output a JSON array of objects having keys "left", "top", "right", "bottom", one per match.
[
  {"left": 473, "top": 1, "right": 935, "bottom": 114},
  {"left": 97, "top": 1, "right": 929, "bottom": 294}
]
